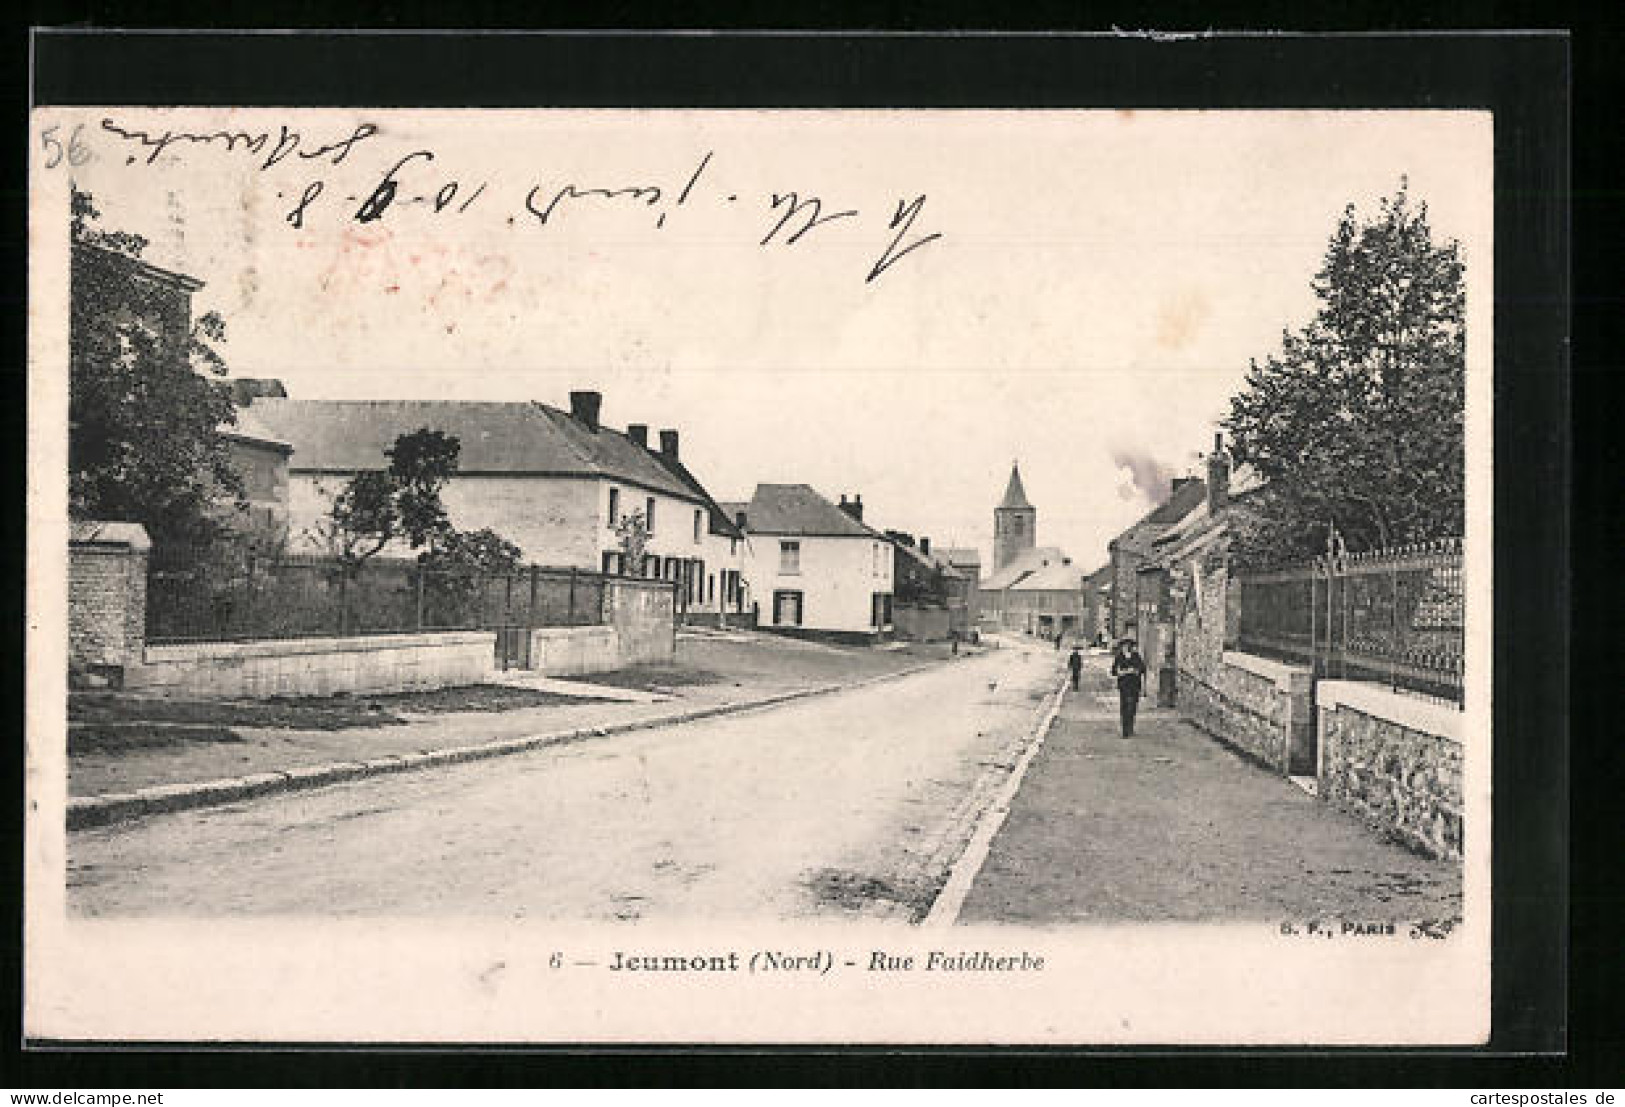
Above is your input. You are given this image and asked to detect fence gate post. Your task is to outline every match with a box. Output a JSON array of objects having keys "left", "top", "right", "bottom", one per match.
[
  {"left": 415, "top": 564, "right": 427, "bottom": 632},
  {"left": 502, "top": 572, "right": 514, "bottom": 670},
  {"left": 567, "top": 567, "right": 577, "bottom": 625},
  {"left": 1390, "top": 563, "right": 1400, "bottom": 693},
  {"left": 338, "top": 568, "right": 350, "bottom": 637},
  {"left": 527, "top": 565, "right": 539, "bottom": 668}
]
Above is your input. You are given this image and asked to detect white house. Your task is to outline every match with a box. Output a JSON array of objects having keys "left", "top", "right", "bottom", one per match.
[
  {"left": 247, "top": 389, "right": 747, "bottom": 619},
  {"left": 721, "top": 485, "right": 894, "bottom": 640}
]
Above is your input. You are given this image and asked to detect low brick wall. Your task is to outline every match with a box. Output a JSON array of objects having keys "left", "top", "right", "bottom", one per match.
[
  {"left": 1178, "top": 651, "right": 1314, "bottom": 775},
  {"left": 129, "top": 631, "right": 496, "bottom": 699},
  {"left": 68, "top": 522, "right": 151, "bottom": 687},
  {"left": 1317, "top": 681, "right": 1464, "bottom": 861}
]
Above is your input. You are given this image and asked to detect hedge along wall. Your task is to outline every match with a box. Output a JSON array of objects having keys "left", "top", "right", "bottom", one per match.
[{"left": 1317, "top": 681, "right": 1464, "bottom": 861}]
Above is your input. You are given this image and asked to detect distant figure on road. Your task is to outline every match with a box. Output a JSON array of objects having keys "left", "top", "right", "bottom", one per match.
[
  {"left": 1055, "top": 631, "right": 1064, "bottom": 650},
  {"left": 1111, "top": 639, "right": 1148, "bottom": 737},
  {"left": 1067, "top": 647, "right": 1083, "bottom": 692}
]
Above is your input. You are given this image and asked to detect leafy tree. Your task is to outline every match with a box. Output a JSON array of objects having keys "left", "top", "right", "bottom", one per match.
[
  {"left": 313, "top": 428, "right": 462, "bottom": 569},
  {"left": 387, "top": 429, "right": 460, "bottom": 548},
  {"left": 69, "top": 188, "right": 240, "bottom": 545},
  {"left": 315, "top": 470, "right": 400, "bottom": 566},
  {"left": 420, "top": 528, "right": 523, "bottom": 575},
  {"left": 614, "top": 509, "right": 650, "bottom": 575},
  {"left": 1222, "top": 181, "right": 1465, "bottom": 564}
]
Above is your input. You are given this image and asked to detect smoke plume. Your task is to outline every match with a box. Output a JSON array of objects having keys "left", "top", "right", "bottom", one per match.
[{"left": 1111, "top": 449, "right": 1174, "bottom": 504}]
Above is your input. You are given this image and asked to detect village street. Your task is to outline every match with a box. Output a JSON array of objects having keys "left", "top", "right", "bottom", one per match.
[{"left": 68, "top": 639, "right": 1062, "bottom": 920}]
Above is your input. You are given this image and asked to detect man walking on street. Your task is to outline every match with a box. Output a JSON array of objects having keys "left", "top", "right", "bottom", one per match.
[
  {"left": 1067, "top": 646, "right": 1083, "bottom": 692},
  {"left": 1111, "top": 638, "right": 1148, "bottom": 737}
]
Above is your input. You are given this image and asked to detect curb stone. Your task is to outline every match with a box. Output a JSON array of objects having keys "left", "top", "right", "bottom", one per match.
[
  {"left": 68, "top": 660, "right": 943, "bottom": 831},
  {"left": 919, "top": 668, "right": 1069, "bottom": 927}
]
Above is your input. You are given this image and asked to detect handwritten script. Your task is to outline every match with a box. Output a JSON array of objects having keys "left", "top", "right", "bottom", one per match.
[{"left": 92, "top": 116, "right": 944, "bottom": 285}]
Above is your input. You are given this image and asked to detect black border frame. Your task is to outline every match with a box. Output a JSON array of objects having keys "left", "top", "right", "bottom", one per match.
[{"left": 14, "top": 28, "right": 1573, "bottom": 1086}]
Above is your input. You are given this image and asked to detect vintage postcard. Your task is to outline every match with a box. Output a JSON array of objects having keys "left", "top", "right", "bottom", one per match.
[{"left": 27, "top": 104, "right": 1493, "bottom": 1044}]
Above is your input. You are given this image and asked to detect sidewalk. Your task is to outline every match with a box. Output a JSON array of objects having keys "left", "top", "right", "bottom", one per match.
[
  {"left": 957, "top": 659, "right": 1462, "bottom": 925},
  {"left": 65, "top": 632, "right": 968, "bottom": 815}
]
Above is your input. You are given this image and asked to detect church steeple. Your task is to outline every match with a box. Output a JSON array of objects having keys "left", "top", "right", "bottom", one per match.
[
  {"left": 993, "top": 461, "right": 1037, "bottom": 572},
  {"left": 999, "top": 462, "right": 1033, "bottom": 511}
]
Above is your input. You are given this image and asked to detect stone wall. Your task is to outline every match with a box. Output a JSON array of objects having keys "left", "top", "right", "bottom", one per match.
[
  {"left": 68, "top": 523, "right": 151, "bottom": 686},
  {"left": 1173, "top": 557, "right": 1231, "bottom": 689},
  {"left": 527, "top": 626, "right": 622, "bottom": 676},
  {"left": 1179, "top": 651, "right": 1314, "bottom": 775},
  {"left": 526, "top": 579, "right": 674, "bottom": 676},
  {"left": 1174, "top": 560, "right": 1318, "bottom": 774},
  {"left": 602, "top": 577, "right": 677, "bottom": 667},
  {"left": 130, "top": 631, "right": 496, "bottom": 699},
  {"left": 1317, "top": 681, "right": 1464, "bottom": 861}
]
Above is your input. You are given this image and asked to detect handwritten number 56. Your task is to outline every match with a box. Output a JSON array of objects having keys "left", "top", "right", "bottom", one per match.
[{"left": 41, "top": 124, "right": 91, "bottom": 169}]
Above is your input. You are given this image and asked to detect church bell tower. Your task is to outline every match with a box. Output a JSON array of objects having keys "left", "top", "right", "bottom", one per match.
[{"left": 993, "top": 462, "right": 1037, "bottom": 572}]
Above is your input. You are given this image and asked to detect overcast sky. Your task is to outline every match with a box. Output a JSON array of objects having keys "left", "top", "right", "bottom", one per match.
[{"left": 55, "top": 108, "right": 1492, "bottom": 569}]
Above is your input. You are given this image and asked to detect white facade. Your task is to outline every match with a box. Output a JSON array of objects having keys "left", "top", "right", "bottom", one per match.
[
  {"left": 740, "top": 533, "right": 895, "bottom": 635},
  {"left": 595, "top": 480, "right": 746, "bottom": 615},
  {"left": 288, "top": 472, "right": 603, "bottom": 565},
  {"left": 287, "top": 473, "right": 743, "bottom": 610}
]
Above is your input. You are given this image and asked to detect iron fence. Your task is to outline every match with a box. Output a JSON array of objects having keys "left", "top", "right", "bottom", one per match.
[
  {"left": 145, "top": 545, "right": 612, "bottom": 647},
  {"left": 1236, "top": 536, "right": 1464, "bottom": 706}
]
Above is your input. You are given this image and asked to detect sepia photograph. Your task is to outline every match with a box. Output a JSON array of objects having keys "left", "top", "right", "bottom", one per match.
[{"left": 27, "top": 90, "right": 1499, "bottom": 1044}]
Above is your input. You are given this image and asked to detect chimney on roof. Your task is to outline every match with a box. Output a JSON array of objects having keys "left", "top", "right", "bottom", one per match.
[
  {"left": 569, "top": 390, "right": 602, "bottom": 432},
  {"left": 658, "top": 429, "right": 679, "bottom": 460},
  {"left": 1207, "top": 432, "right": 1232, "bottom": 513},
  {"left": 920, "top": 537, "right": 931, "bottom": 556},
  {"left": 627, "top": 424, "right": 648, "bottom": 448},
  {"left": 839, "top": 493, "right": 864, "bottom": 523},
  {"left": 229, "top": 378, "right": 288, "bottom": 406}
]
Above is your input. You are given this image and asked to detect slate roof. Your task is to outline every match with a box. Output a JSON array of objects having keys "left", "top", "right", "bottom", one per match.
[
  {"left": 893, "top": 540, "right": 968, "bottom": 580},
  {"left": 980, "top": 546, "right": 1069, "bottom": 591},
  {"left": 1147, "top": 469, "right": 1266, "bottom": 567},
  {"left": 940, "top": 547, "right": 982, "bottom": 569},
  {"left": 219, "top": 408, "right": 293, "bottom": 454},
  {"left": 1109, "top": 477, "right": 1209, "bottom": 555},
  {"left": 1010, "top": 561, "right": 1084, "bottom": 592},
  {"left": 645, "top": 450, "right": 744, "bottom": 539},
  {"left": 248, "top": 399, "right": 700, "bottom": 502},
  {"left": 725, "top": 484, "right": 880, "bottom": 538},
  {"left": 997, "top": 464, "right": 1033, "bottom": 511}
]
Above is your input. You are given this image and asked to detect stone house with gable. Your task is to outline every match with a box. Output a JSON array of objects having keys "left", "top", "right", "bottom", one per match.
[
  {"left": 887, "top": 532, "right": 971, "bottom": 640},
  {"left": 940, "top": 547, "right": 982, "bottom": 626},
  {"left": 722, "top": 486, "right": 895, "bottom": 640},
  {"left": 1106, "top": 474, "right": 1209, "bottom": 639},
  {"left": 246, "top": 389, "right": 747, "bottom": 619}
]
